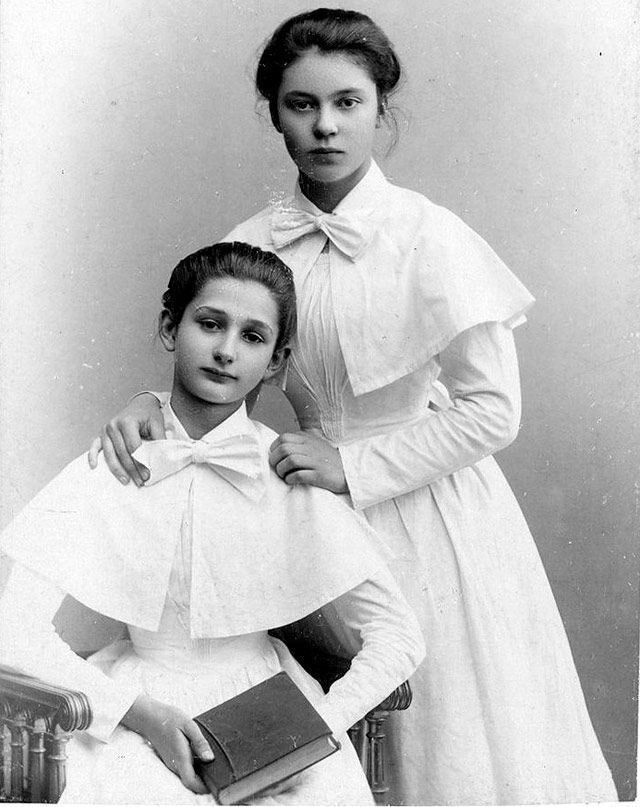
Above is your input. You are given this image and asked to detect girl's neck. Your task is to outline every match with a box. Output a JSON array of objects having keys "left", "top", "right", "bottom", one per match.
[
  {"left": 298, "top": 158, "right": 371, "bottom": 212},
  {"left": 169, "top": 391, "right": 243, "bottom": 440}
]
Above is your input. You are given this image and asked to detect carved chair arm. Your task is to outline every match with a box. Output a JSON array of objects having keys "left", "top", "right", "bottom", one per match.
[
  {"left": 0, "top": 666, "right": 93, "bottom": 802},
  {"left": 1, "top": 649, "right": 411, "bottom": 805}
]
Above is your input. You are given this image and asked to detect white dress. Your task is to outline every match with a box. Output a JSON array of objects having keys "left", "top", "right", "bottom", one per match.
[
  {"left": 0, "top": 404, "right": 425, "bottom": 805},
  {"left": 0, "top": 566, "right": 383, "bottom": 806},
  {"left": 288, "top": 250, "right": 617, "bottom": 805},
  {"left": 225, "top": 163, "right": 618, "bottom": 805}
]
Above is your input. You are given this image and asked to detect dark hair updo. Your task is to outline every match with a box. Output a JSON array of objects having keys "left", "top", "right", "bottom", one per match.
[
  {"left": 256, "top": 8, "right": 402, "bottom": 130},
  {"left": 162, "top": 242, "right": 297, "bottom": 353}
]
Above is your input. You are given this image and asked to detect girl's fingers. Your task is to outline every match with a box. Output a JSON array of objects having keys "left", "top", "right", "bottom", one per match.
[
  {"left": 171, "top": 735, "right": 209, "bottom": 795},
  {"left": 119, "top": 421, "right": 144, "bottom": 456},
  {"left": 282, "top": 469, "right": 317, "bottom": 486},
  {"left": 269, "top": 447, "right": 284, "bottom": 466},
  {"left": 269, "top": 432, "right": 306, "bottom": 453},
  {"left": 176, "top": 760, "right": 209, "bottom": 795},
  {"left": 147, "top": 416, "right": 167, "bottom": 442},
  {"left": 87, "top": 437, "right": 103, "bottom": 469},
  {"left": 269, "top": 440, "right": 312, "bottom": 468},
  {"left": 104, "top": 426, "right": 146, "bottom": 487},
  {"left": 269, "top": 445, "right": 294, "bottom": 468},
  {"left": 119, "top": 423, "right": 151, "bottom": 483},
  {"left": 183, "top": 720, "right": 214, "bottom": 763},
  {"left": 272, "top": 454, "right": 311, "bottom": 479},
  {"left": 100, "top": 436, "right": 130, "bottom": 484}
]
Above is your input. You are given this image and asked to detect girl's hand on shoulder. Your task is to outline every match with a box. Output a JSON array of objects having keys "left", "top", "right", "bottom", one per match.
[
  {"left": 269, "top": 431, "right": 348, "bottom": 494},
  {"left": 121, "top": 695, "right": 212, "bottom": 795},
  {"left": 87, "top": 394, "right": 165, "bottom": 487}
]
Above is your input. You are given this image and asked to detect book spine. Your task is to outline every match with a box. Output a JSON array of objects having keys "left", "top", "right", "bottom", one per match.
[{"left": 194, "top": 729, "right": 235, "bottom": 796}]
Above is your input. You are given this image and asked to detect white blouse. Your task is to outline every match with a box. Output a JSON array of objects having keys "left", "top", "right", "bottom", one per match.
[
  {"left": 224, "top": 161, "right": 533, "bottom": 511},
  {"left": 0, "top": 404, "right": 424, "bottom": 743},
  {"left": 284, "top": 246, "right": 523, "bottom": 509},
  {"left": 225, "top": 160, "right": 534, "bottom": 396}
]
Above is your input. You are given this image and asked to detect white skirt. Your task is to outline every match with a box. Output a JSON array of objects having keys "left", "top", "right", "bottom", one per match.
[
  {"left": 60, "top": 633, "right": 372, "bottom": 806},
  {"left": 364, "top": 456, "right": 618, "bottom": 805}
]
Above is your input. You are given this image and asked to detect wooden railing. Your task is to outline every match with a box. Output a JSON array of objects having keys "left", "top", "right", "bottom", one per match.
[
  {"left": 349, "top": 681, "right": 412, "bottom": 804},
  {"left": 0, "top": 669, "right": 92, "bottom": 803},
  {"left": 0, "top": 663, "right": 410, "bottom": 804}
]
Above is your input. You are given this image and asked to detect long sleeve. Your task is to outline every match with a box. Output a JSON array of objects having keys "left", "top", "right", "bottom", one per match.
[
  {"left": 314, "top": 568, "right": 425, "bottom": 736},
  {"left": 0, "top": 562, "right": 141, "bottom": 742},
  {"left": 339, "top": 322, "right": 522, "bottom": 510}
]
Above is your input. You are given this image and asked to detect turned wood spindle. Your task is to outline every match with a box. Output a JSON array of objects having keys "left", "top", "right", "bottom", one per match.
[
  {"left": 47, "top": 729, "right": 71, "bottom": 803},
  {"left": 366, "top": 708, "right": 391, "bottom": 805},
  {"left": 10, "top": 713, "right": 27, "bottom": 802},
  {"left": 28, "top": 717, "right": 48, "bottom": 803}
]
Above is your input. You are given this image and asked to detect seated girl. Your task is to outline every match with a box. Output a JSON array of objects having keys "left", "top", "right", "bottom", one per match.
[{"left": 0, "top": 242, "right": 424, "bottom": 805}]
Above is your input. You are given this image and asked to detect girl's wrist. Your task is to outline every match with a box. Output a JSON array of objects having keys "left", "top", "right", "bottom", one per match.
[{"left": 121, "top": 694, "right": 154, "bottom": 734}]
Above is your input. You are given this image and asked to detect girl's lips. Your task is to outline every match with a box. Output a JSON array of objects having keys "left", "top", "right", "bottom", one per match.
[
  {"left": 309, "top": 149, "right": 345, "bottom": 164},
  {"left": 203, "top": 368, "right": 236, "bottom": 381}
]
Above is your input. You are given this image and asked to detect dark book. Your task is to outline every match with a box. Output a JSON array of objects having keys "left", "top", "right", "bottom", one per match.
[{"left": 193, "top": 671, "right": 340, "bottom": 805}]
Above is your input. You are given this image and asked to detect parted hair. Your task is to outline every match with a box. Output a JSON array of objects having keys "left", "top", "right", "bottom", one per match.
[
  {"left": 256, "top": 7, "right": 402, "bottom": 129},
  {"left": 162, "top": 242, "right": 297, "bottom": 352}
]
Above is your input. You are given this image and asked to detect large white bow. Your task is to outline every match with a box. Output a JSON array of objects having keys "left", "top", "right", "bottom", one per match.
[
  {"left": 133, "top": 435, "right": 265, "bottom": 501},
  {"left": 271, "top": 206, "right": 372, "bottom": 260}
]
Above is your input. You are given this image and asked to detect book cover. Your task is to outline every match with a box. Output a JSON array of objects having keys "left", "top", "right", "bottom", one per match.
[{"left": 194, "top": 671, "right": 340, "bottom": 805}]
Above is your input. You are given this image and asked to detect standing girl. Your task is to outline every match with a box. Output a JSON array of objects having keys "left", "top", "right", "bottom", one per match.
[
  {"left": 0, "top": 242, "right": 424, "bottom": 805},
  {"left": 90, "top": 9, "right": 618, "bottom": 805}
]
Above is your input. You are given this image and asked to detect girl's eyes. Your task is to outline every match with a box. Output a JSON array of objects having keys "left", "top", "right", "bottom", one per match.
[
  {"left": 243, "top": 331, "right": 265, "bottom": 345},
  {"left": 287, "top": 97, "right": 361, "bottom": 112},
  {"left": 199, "top": 319, "right": 221, "bottom": 332},
  {"left": 289, "top": 100, "right": 313, "bottom": 112},
  {"left": 199, "top": 320, "right": 264, "bottom": 344}
]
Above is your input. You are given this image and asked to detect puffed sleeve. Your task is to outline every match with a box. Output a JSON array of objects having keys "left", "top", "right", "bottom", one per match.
[
  {"left": 0, "top": 562, "right": 141, "bottom": 742},
  {"left": 339, "top": 322, "right": 522, "bottom": 510},
  {"left": 313, "top": 567, "right": 425, "bottom": 736}
]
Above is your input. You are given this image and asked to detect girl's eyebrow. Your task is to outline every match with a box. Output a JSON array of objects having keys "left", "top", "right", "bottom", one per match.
[
  {"left": 282, "top": 87, "right": 366, "bottom": 99},
  {"left": 194, "top": 305, "right": 274, "bottom": 335},
  {"left": 244, "top": 318, "right": 274, "bottom": 335}
]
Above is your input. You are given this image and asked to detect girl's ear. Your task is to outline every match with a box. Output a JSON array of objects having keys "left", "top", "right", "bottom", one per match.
[
  {"left": 263, "top": 346, "right": 289, "bottom": 381},
  {"left": 376, "top": 96, "right": 388, "bottom": 128},
  {"left": 158, "top": 310, "right": 177, "bottom": 352}
]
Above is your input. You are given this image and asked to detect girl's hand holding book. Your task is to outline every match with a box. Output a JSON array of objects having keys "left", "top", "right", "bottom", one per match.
[{"left": 121, "top": 694, "right": 213, "bottom": 794}]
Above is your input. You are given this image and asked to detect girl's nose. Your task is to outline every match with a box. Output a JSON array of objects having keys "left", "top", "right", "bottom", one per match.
[
  {"left": 313, "top": 105, "right": 338, "bottom": 138},
  {"left": 214, "top": 335, "right": 236, "bottom": 364}
]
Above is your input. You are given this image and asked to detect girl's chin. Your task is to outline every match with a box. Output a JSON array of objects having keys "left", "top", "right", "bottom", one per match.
[{"left": 298, "top": 159, "right": 369, "bottom": 188}]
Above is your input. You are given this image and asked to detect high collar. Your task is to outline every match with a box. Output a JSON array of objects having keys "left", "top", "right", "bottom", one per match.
[
  {"left": 226, "top": 158, "right": 534, "bottom": 397},
  {"left": 164, "top": 400, "right": 256, "bottom": 444},
  {"left": 293, "top": 160, "right": 389, "bottom": 218}
]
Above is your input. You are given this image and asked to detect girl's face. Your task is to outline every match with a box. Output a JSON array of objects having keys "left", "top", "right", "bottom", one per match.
[
  {"left": 276, "top": 49, "right": 379, "bottom": 195},
  {"left": 160, "top": 277, "right": 285, "bottom": 420}
]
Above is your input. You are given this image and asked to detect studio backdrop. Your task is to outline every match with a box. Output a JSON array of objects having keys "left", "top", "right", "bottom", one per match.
[{"left": 0, "top": 0, "right": 637, "bottom": 799}]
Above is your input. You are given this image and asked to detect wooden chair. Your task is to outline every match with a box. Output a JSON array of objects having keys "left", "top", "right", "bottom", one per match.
[
  {"left": 0, "top": 668, "right": 410, "bottom": 804},
  {"left": 0, "top": 668, "right": 92, "bottom": 803},
  {"left": 347, "top": 682, "right": 412, "bottom": 804},
  {"left": 270, "top": 607, "right": 413, "bottom": 804},
  {"left": 1, "top": 604, "right": 412, "bottom": 804}
]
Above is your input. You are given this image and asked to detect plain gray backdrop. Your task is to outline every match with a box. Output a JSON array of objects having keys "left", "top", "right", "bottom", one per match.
[{"left": 1, "top": 0, "right": 638, "bottom": 800}]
